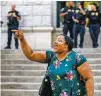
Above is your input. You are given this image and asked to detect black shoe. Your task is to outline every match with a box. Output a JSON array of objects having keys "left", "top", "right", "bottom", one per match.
[
  {"left": 15, "top": 46, "right": 18, "bottom": 49},
  {"left": 4, "top": 46, "right": 11, "bottom": 49},
  {"left": 93, "top": 44, "right": 99, "bottom": 48},
  {"left": 96, "top": 44, "right": 99, "bottom": 47},
  {"left": 73, "top": 45, "right": 77, "bottom": 48},
  {"left": 79, "top": 45, "right": 83, "bottom": 48},
  {"left": 73, "top": 46, "right": 77, "bottom": 48}
]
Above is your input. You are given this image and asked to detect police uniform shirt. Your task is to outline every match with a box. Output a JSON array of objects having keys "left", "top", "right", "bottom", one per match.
[
  {"left": 7, "top": 10, "right": 21, "bottom": 26},
  {"left": 73, "top": 8, "right": 86, "bottom": 25},
  {"left": 87, "top": 10, "right": 101, "bottom": 24},
  {"left": 60, "top": 6, "right": 75, "bottom": 23}
]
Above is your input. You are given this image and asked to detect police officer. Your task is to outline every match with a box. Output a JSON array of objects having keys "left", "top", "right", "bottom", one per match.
[
  {"left": 60, "top": 1, "right": 75, "bottom": 39},
  {"left": 72, "top": 2, "right": 86, "bottom": 48},
  {"left": 87, "top": 3, "right": 101, "bottom": 48},
  {"left": 4, "top": 4, "right": 21, "bottom": 49}
]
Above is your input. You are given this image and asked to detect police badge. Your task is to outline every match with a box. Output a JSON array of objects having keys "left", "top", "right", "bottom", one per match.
[
  {"left": 96, "top": 12, "right": 98, "bottom": 16},
  {"left": 72, "top": 10, "right": 74, "bottom": 12},
  {"left": 91, "top": 12, "right": 94, "bottom": 16},
  {"left": 76, "top": 10, "right": 79, "bottom": 13},
  {"left": 68, "top": 9, "right": 71, "bottom": 12}
]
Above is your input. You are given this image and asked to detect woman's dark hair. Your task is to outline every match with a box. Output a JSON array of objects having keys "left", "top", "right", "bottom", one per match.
[{"left": 60, "top": 34, "right": 74, "bottom": 51}]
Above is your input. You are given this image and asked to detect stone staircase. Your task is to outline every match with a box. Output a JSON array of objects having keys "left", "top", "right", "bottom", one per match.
[{"left": 1, "top": 48, "right": 101, "bottom": 96}]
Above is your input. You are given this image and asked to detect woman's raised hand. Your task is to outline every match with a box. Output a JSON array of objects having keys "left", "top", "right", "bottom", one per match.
[{"left": 12, "top": 30, "right": 24, "bottom": 40}]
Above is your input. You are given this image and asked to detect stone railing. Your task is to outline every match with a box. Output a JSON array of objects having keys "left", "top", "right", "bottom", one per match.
[
  {"left": 1, "top": 27, "right": 101, "bottom": 49},
  {"left": 1, "top": 27, "right": 53, "bottom": 49}
]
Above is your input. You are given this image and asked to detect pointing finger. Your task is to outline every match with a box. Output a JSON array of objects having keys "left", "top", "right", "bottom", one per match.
[{"left": 11, "top": 30, "right": 18, "bottom": 32}]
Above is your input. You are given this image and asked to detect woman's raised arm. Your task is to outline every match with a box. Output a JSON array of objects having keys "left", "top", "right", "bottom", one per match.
[{"left": 13, "top": 30, "right": 47, "bottom": 63}]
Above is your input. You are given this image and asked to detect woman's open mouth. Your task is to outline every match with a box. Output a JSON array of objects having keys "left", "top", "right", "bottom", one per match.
[{"left": 54, "top": 44, "right": 58, "bottom": 50}]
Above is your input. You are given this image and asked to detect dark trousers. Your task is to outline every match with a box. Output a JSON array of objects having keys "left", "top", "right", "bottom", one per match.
[
  {"left": 63, "top": 23, "right": 74, "bottom": 39},
  {"left": 89, "top": 24, "right": 100, "bottom": 47},
  {"left": 73, "top": 24, "right": 85, "bottom": 48},
  {"left": 7, "top": 26, "right": 18, "bottom": 48}
]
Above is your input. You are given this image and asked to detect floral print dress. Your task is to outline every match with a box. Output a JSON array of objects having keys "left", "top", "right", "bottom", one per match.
[{"left": 46, "top": 50, "right": 87, "bottom": 96}]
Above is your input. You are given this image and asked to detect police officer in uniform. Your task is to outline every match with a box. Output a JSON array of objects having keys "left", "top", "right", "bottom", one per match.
[
  {"left": 72, "top": 2, "right": 86, "bottom": 48},
  {"left": 4, "top": 4, "right": 21, "bottom": 49},
  {"left": 87, "top": 3, "right": 101, "bottom": 48},
  {"left": 60, "top": 1, "right": 75, "bottom": 39}
]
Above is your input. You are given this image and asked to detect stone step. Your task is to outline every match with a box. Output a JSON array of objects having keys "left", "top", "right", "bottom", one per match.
[
  {"left": 73, "top": 48, "right": 101, "bottom": 53},
  {"left": 84, "top": 53, "right": 101, "bottom": 58},
  {"left": 1, "top": 54, "right": 27, "bottom": 60},
  {"left": 1, "top": 64, "right": 101, "bottom": 70},
  {"left": 94, "top": 83, "right": 101, "bottom": 90},
  {"left": 1, "top": 89, "right": 39, "bottom": 96},
  {"left": 1, "top": 76, "right": 101, "bottom": 83},
  {"left": 1, "top": 64, "right": 47, "bottom": 70},
  {"left": 1, "top": 53, "right": 101, "bottom": 59},
  {"left": 1, "top": 49, "right": 23, "bottom": 54},
  {"left": 1, "top": 48, "right": 101, "bottom": 54},
  {"left": 1, "top": 58, "right": 101, "bottom": 64},
  {"left": 1, "top": 70, "right": 101, "bottom": 76},
  {"left": 94, "top": 90, "right": 101, "bottom": 96},
  {"left": 1, "top": 82, "right": 41, "bottom": 90},
  {"left": 1, "top": 70, "right": 46, "bottom": 76},
  {"left": 1, "top": 76, "right": 44, "bottom": 83},
  {"left": 1, "top": 60, "right": 40, "bottom": 64},
  {"left": 90, "top": 64, "right": 101, "bottom": 70},
  {"left": 1, "top": 82, "right": 101, "bottom": 90},
  {"left": 1, "top": 90, "right": 101, "bottom": 96}
]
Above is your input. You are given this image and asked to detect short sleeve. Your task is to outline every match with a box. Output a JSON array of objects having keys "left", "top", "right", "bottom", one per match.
[
  {"left": 83, "top": 9, "right": 87, "bottom": 16},
  {"left": 99, "top": 12, "right": 101, "bottom": 18},
  {"left": 86, "top": 11, "right": 90, "bottom": 18},
  {"left": 16, "top": 11, "right": 21, "bottom": 18},
  {"left": 73, "top": 11, "right": 76, "bottom": 18},
  {"left": 60, "top": 7, "right": 67, "bottom": 13},
  {"left": 46, "top": 50, "right": 54, "bottom": 63},
  {"left": 8, "top": 11, "right": 10, "bottom": 14},
  {"left": 76, "top": 53, "right": 87, "bottom": 67}
]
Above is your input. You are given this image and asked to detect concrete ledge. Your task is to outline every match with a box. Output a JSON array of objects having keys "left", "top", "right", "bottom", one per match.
[
  {"left": 1, "top": 27, "right": 101, "bottom": 33},
  {"left": 1, "top": 90, "right": 101, "bottom": 96},
  {"left": 1, "top": 27, "right": 101, "bottom": 49},
  {"left": 1, "top": 27, "right": 53, "bottom": 49},
  {"left": 1, "top": 27, "right": 54, "bottom": 33},
  {"left": 33, "top": 27, "right": 53, "bottom": 32},
  {"left": 54, "top": 27, "right": 101, "bottom": 34},
  {"left": 52, "top": 28, "right": 101, "bottom": 48}
]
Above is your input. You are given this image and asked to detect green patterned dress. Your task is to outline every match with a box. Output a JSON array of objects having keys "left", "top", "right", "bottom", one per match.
[{"left": 46, "top": 50, "right": 87, "bottom": 96}]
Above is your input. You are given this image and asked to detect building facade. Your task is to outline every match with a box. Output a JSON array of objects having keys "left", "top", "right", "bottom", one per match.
[{"left": 0, "top": 1, "right": 101, "bottom": 49}]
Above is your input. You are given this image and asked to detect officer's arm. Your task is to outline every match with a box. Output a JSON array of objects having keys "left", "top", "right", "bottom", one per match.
[
  {"left": 72, "top": 16, "right": 79, "bottom": 23},
  {"left": 85, "top": 11, "right": 90, "bottom": 27},
  {"left": 7, "top": 12, "right": 11, "bottom": 19},
  {"left": 16, "top": 12, "right": 21, "bottom": 20},
  {"left": 85, "top": 18, "right": 89, "bottom": 27},
  {"left": 60, "top": 12, "right": 68, "bottom": 17},
  {"left": 13, "top": 30, "right": 47, "bottom": 63},
  {"left": 60, "top": 8, "right": 68, "bottom": 17},
  {"left": 77, "top": 62, "right": 94, "bottom": 96},
  {"left": 79, "top": 8, "right": 86, "bottom": 15},
  {"left": 16, "top": 16, "right": 21, "bottom": 20},
  {"left": 100, "top": 13, "right": 101, "bottom": 25}
]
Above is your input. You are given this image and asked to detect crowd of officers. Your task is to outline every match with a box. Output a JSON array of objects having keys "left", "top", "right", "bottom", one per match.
[{"left": 60, "top": 2, "right": 101, "bottom": 48}]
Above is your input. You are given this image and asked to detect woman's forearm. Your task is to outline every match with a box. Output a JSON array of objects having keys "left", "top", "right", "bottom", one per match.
[
  {"left": 20, "top": 36, "right": 33, "bottom": 60},
  {"left": 85, "top": 77, "right": 94, "bottom": 96}
]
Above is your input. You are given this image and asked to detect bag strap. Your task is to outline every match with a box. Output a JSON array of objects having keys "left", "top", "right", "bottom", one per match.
[
  {"left": 47, "top": 52, "right": 55, "bottom": 67},
  {"left": 46, "top": 52, "right": 55, "bottom": 74}
]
